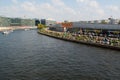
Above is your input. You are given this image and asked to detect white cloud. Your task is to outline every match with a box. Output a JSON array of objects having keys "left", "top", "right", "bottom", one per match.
[
  {"left": 50, "top": 0, "right": 77, "bottom": 20},
  {"left": 76, "top": 0, "right": 88, "bottom": 3},
  {"left": 104, "top": 5, "right": 120, "bottom": 18},
  {"left": 21, "top": 2, "right": 37, "bottom": 12},
  {"left": 77, "top": 0, "right": 101, "bottom": 9},
  {"left": 89, "top": 0, "right": 99, "bottom": 8},
  {"left": 51, "top": 0, "right": 65, "bottom": 6},
  {"left": 107, "top": 5, "right": 119, "bottom": 12},
  {"left": 12, "top": 0, "right": 18, "bottom": 4},
  {"left": 0, "top": 0, "right": 104, "bottom": 21},
  {"left": 8, "top": 0, "right": 75, "bottom": 21},
  {"left": 76, "top": 0, "right": 105, "bottom": 20},
  {"left": 0, "top": 0, "right": 120, "bottom": 21}
]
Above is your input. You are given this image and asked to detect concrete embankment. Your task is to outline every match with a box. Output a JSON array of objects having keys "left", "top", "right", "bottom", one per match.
[
  {"left": 38, "top": 29, "right": 120, "bottom": 51},
  {"left": 0, "top": 26, "right": 37, "bottom": 32},
  {"left": 0, "top": 27, "right": 12, "bottom": 31}
]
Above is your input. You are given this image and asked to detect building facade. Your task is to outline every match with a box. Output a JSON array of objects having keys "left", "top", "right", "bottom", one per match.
[
  {"left": 0, "top": 16, "right": 35, "bottom": 27},
  {"left": 40, "top": 19, "right": 56, "bottom": 27}
]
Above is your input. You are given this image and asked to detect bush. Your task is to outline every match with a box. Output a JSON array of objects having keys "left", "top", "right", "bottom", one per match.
[{"left": 37, "top": 24, "right": 46, "bottom": 29}]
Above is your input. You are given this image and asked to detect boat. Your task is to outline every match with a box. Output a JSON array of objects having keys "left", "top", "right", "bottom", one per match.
[
  {"left": 24, "top": 29, "right": 30, "bottom": 31},
  {"left": 2, "top": 31, "right": 10, "bottom": 34},
  {"left": 10, "top": 30, "right": 13, "bottom": 32}
]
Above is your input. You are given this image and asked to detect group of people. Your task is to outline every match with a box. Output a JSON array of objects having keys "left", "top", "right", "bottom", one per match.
[
  {"left": 40, "top": 29, "right": 120, "bottom": 47},
  {"left": 65, "top": 31, "right": 120, "bottom": 46}
]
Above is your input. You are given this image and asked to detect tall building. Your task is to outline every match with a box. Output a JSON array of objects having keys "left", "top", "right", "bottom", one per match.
[
  {"left": 10, "top": 18, "right": 21, "bottom": 26},
  {"left": 109, "top": 18, "right": 120, "bottom": 24},
  {"left": 40, "top": 19, "right": 46, "bottom": 25},
  {"left": 35, "top": 19, "right": 40, "bottom": 26},
  {"left": 40, "top": 19, "right": 56, "bottom": 27},
  {"left": 46, "top": 20, "right": 56, "bottom": 26}
]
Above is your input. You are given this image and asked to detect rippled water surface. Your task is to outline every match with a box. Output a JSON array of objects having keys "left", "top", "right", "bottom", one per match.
[{"left": 0, "top": 30, "right": 120, "bottom": 80}]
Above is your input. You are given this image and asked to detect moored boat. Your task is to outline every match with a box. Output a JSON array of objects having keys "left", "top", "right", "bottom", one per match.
[{"left": 2, "top": 31, "right": 10, "bottom": 34}]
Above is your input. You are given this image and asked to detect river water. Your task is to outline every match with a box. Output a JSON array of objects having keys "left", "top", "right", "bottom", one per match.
[{"left": 0, "top": 30, "right": 120, "bottom": 80}]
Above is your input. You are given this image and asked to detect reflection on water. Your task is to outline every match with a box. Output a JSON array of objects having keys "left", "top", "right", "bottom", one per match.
[{"left": 0, "top": 30, "right": 120, "bottom": 80}]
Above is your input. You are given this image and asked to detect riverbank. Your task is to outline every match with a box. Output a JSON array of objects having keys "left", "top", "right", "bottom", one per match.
[
  {"left": 0, "top": 26, "right": 37, "bottom": 32},
  {"left": 38, "top": 28, "right": 120, "bottom": 51}
]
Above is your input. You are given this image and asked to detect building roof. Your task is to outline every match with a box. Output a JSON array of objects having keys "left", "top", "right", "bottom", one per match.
[{"left": 73, "top": 22, "right": 120, "bottom": 30}]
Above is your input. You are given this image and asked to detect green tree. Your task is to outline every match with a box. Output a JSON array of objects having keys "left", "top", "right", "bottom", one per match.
[
  {"left": 37, "top": 24, "right": 46, "bottom": 29},
  {"left": 101, "top": 20, "right": 107, "bottom": 24}
]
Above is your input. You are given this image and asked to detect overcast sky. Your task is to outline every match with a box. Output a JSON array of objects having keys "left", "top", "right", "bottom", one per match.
[{"left": 0, "top": 0, "right": 120, "bottom": 21}]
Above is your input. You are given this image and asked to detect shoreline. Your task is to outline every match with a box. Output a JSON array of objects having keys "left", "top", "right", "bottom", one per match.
[
  {"left": 0, "top": 26, "right": 37, "bottom": 32},
  {"left": 38, "top": 29, "right": 120, "bottom": 51}
]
